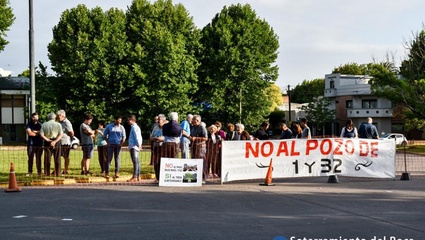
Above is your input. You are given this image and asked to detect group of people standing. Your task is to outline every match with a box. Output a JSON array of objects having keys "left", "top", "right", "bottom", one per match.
[
  {"left": 26, "top": 111, "right": 74, "bottom": 177},
  {"left": 26, "top": 111, "right": 141, "bottom": 181},
  {"left": 148, "top": 114, "right": 315, "bottom": 184},
  {"left": 26, "top": 109, "right": 380, "bottom": 183}
]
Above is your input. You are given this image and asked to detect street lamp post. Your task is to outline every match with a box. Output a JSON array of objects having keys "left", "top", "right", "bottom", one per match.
[
  {"left": 287, "top": 85, "right": 291, "bottom": 124},
  {"left": 29, "top": 0, "right": 35, "bottom": 114}
]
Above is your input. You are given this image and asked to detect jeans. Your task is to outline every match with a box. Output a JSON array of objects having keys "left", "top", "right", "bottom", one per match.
[
  {"left": 180, "top": 138, "right": 190, "bottom": 159},
  {"left": 106, "top": 144, "right": 121, "bottom": 174},
  {"left": 130, "top": 148, "right": 140, "bottom": 178}
]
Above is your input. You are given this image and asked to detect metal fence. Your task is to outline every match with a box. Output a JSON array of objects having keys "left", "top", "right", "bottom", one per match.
[{"left": 1, "top": 140, "right": 424, "bottom": 188}]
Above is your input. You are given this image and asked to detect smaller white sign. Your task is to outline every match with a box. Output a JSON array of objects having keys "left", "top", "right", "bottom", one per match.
[{"left": 159, "top": 158, "right": 203, "bottom": 187}]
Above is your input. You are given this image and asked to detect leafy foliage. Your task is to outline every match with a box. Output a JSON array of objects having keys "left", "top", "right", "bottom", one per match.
[
  {"left": 48, "top": 5, "right": 129, "bottom": 122},
  {"left": 300, "top": 97, "right": 335, "bottom": 134},
  {"left": 290, "top": 78, "right": 324, "bottom": 103},
  {"left": 126, "top": 0, "right": 200, "bottom": 128},
  {"left": 265, "top": 84, "right": 283, "bottom": 112},
  {"left": 370, "top": 28, "right": 425, "bottom": 130},
  {"left": 0, "top": 0, "right": 15, "bottom": 52},
  {"left": 197, "top": 4, "right": 279, "bottom": 130}
]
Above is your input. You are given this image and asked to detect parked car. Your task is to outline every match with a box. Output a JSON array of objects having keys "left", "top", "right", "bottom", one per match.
[
  {"left": 71, "top": 136, "right": 80, "bottom": 149},
  {"left": 379, "top": 133, "right": 407, "bottom": 146}
]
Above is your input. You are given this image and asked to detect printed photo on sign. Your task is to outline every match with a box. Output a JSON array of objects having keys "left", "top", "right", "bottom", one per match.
[{"left": 160, "top": 158, "right": 203, "bottom": 187}]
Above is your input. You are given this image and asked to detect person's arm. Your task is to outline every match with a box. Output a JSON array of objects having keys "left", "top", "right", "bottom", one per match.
[
  {"left": 136, "top": 127, "right": 143, "bottom": 149},
  {"left": 340, "top": 127, "right": 345, "bottom": 138},
  {"left": 66, "top": 121, "right": 74, "bottom": 138},
  {"left": 26, "top": 127, "right": 38, "bottom": 137},
  {"left": 103, "top": 126, "right": 110, "bottom": 145},
  {"left": 83, "top": 126, "right": 95, "bottom": 137},
  {"left": 120, "top": 125, "right": 126, "bottom": 145},
  {"left": 52, "top": 132, "right": 63, "bottom": 147}
]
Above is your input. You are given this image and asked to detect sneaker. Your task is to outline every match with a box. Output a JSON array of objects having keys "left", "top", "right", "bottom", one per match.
[
  {"left": 114, "top": 174, "right": 120, "bottom": 178},
  {"left": 80, "top": 170, "right": 85, "bottom": 175},
  {"left": 25, "top": 173, "right": 32, "bottom": 177}
]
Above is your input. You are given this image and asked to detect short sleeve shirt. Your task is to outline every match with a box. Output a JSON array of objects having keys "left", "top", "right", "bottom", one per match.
[
  {"left": 80, "top": 122, "right": 93, "bottom": 145},
  {"left": 59, "top": 118, "right": 73, "bottom": 145}
]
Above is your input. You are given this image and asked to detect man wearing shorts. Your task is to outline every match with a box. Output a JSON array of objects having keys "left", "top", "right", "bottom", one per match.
[
  {"left": 57, "top": 110, "right": 74, "bottom": 175},
  {"left": 80, "top": 114, "right": 95, "bottom": 175}
]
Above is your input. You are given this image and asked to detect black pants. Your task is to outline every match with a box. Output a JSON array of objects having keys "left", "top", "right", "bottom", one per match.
[
  {"left": 27, "top": 145, "right": 43, "bottom": 174},
  {"left": 98, "top": 145, "right": 107, "bottom": 172}
]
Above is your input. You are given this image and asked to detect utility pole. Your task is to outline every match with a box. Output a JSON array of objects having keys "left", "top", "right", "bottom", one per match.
[
  {"left": 29, "top": 0, "right": 35, "bottom": 114},
  {"left": 287, "top": 85, "right": 291, "bottom": 124}
]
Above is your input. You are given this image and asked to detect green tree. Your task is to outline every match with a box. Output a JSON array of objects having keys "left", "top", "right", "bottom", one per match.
[
  {"left": 197, "top": 4, "right": 279, "bottom": 130},
  {"left": 0, "top": 0, "right": 15, "bottom": 52},
  {"left": 18, "top": 63, "right": 61, "bottom": 118},
  {"left": 332, "top": 62, "right": 368, "bottom": 75},
  {"left": 333, "top": 62, "right": 397, "bottom": 76},
  {"left": 48, "top": 5, "right": 129, "bottom": 121},
  {"left": 290, "top": 78, "right": 324, "bottom": 103},
  {"left": 268, "top": 109, "right": 285, "bottom": 134},
  {"left": 370, "top": 28, "right": 425, "bottom": 130},
  {"left": 265, "top": 83, "right": 283, "bottom": 112},
  {"left": 126, "top": 0, "right": 200, "bottom": 127},
  {"left": 300, "top": 97, "right": 335, "bottom": 136}
]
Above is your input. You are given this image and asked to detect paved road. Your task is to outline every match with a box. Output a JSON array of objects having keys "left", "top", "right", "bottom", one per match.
[{"left": 1, "top": 176, "right": 424, "bottom": 240}]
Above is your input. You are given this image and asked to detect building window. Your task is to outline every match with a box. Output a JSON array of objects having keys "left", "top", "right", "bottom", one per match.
[
  {"left": 330, "top": 80, "right": 335, "bottom": 89},
  {"left": 346, "top": 100, "right": 353, "bottom": 108},
  {"left": 362, "top": 99, "right": 377, "bottom": 109}
]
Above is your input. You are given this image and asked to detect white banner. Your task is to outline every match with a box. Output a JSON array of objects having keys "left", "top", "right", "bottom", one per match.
[
  {"left": 159, "top": 158, "right": 203, "bottom": 187},
  {"left": 221, "top": 138, "right": 396, "bottom": 183}
]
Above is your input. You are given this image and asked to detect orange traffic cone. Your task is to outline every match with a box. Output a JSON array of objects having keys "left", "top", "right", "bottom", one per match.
[
  {"left": 259, "top": 159, "right": 275, "bottom": 186},
  {"left": 5, "top": 163, "right": 22, "bottom": 192}
]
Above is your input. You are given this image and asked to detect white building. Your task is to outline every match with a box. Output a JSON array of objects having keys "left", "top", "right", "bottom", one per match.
[
  {"left": 279, "top": 94, "right": 307, "bottom": 123},
  {"left": 324, "top": 73, "right": 397, "bottom": 136}
]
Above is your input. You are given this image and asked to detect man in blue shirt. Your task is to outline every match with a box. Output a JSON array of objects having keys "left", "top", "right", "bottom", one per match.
[
  {"left": 358, "top": 117, "right": 379, "bottom": 139},
  {"left": 180, "top": 114, "right": 193, "bottom": 159},
  {"left": 103, "top": 115, "right": 126, "bottom": 179}
]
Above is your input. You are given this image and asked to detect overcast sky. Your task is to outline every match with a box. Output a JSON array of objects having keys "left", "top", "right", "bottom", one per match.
[{"left": 1, "top": 0, "right": 424, "bottom": 90}]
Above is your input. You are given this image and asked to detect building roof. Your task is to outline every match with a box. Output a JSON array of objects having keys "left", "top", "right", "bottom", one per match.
[{"left": 0, "top": 77, "right": 30, "bottom": 90}]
